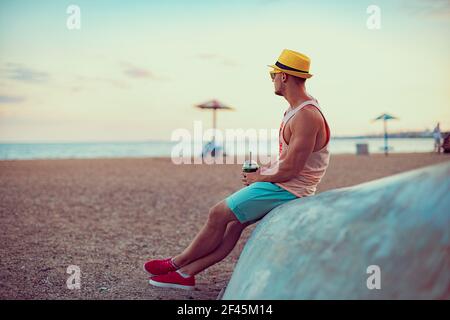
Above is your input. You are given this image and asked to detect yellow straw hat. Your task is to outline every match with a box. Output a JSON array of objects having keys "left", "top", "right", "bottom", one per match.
[{"left": 268, "top": 49, "right": 313, "bottom": 79}]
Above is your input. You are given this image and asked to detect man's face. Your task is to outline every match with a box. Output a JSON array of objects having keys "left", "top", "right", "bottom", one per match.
[{"left": 271, "top": 72, "right": 284, "bottom": 96}]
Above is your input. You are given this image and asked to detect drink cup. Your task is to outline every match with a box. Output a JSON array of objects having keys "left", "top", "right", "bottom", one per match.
[{"left": 242, "top": 160, "right": 259, "bottom": 173}]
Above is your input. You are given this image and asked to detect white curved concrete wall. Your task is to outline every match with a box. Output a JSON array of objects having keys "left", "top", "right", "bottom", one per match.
[{"left": 223, "top": 162, "right": 450, "bottom": 299}]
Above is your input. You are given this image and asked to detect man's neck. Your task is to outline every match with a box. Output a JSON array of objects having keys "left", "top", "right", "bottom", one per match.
[{"left": 284, "top": 86, "right": 311, "bottom": 109}]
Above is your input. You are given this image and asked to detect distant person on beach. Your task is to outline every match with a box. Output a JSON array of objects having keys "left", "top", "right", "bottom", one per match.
[
  {"left": 433, "top": 123, "right": 442, "bottom": 153},
  {"left": 143, "top": 49, "right": 331, "bottom": 290}
]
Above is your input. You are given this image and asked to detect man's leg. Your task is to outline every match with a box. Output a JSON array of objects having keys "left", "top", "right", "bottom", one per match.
[
  {"left": 435, "top": 140, "right": 441, "bottom": 153},
  {"left": 172, "top": 200, "right": 240, "bottom": 268},
  {"left": 178, "top": 220, "right": 251, "bottom": 276}
]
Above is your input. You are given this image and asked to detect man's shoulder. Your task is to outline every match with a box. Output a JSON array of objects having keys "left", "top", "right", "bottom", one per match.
[{"left": 291, "top": 105, "right": 323, "bottom": 127}]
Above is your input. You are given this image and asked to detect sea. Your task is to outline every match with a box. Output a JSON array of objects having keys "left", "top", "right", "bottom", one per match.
[{"left": 0, "top": 138, "right": 437, "bottom": 160}]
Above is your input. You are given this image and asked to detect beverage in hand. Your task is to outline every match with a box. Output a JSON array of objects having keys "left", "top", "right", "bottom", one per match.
[
  {"left": 242, "top": 152, "right": 259, "bottom": 172},
  {"left": 242, "top": 160, "right": 259, "bottom": 172}
]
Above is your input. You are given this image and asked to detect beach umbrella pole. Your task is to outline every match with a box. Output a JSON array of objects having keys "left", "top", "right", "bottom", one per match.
[
  {"left": 195, "top": 99, "right": 234, "bottom": 158},
  {"left": 373, "top": 113, "right": 397, "bottom": 157},
  {"left": 212, "top": 108, "right": 217, "bottom": 146},
  {"left": 384, "top": 119, "right": 388, "bottom": 156}
]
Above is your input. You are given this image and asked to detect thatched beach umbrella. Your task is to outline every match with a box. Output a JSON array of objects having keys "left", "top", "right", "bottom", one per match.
[
  {"left": 195, "top": 99, "right": 234, "bottom": 157},
  {"left": 373, "top": 113, "right": 398, "bottom": 156}
]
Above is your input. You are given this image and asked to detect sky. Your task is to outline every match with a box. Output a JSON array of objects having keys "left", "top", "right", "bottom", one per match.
[{"left": 0, "top": 0, "right": 449, "bottom": 142}]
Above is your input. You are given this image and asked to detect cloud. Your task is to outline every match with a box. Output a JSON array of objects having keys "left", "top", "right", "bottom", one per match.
[
  {"left": 70, "top": 86, "right": 83, "bottom": 93},
  {"left": 195, "top": 53, "right": 239, "bottom": 67},
  {"left": 124, "top": 66, "right": 153, "bottom": 78},
  {"left": 120, "top": 62, "right": 170, "bottom": 81},
  {"left": 2, "top": 63, "right": 50, "bottom": 83},
  {"left": 402, "top": 0, "right": 450, "bottom": 18},
  {"left": 197, "top": 53, "right": 218, "bottom": 60},
  {"left": 0, "top": 95, "right": 26, "bottom": 104},
  {"left": 75, "top": 75, "right": 130, "bottom": 89},
  {"left": 121, "top": 62, "right": 155, "bottom": 79}
]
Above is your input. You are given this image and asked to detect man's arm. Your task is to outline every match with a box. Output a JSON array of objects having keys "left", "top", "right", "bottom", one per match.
[{"left": 258, "top": 108, "right": 321, "bottom": 183}]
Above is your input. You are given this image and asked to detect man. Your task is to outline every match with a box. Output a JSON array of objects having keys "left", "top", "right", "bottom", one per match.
[
  {"left": 433, "top": 123, "right": 442, "bottom": 154},
  {"left": 144, "top": 49, "right": 331, "bottom": 290}
]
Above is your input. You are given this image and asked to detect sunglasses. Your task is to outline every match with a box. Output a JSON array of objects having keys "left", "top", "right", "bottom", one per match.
[{"left": 270, "top": 71, "right": 281, "bottom": 80}]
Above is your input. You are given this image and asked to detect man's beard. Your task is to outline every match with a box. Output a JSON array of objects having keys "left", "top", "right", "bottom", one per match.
[{"left": 274, "top": 83, "right": 284, "bottom": 96}]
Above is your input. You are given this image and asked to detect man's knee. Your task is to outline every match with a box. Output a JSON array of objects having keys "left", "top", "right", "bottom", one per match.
[
  {"left": 208, "top": 201, "right": 236, "bottom": 226},
  {"left": 226, "top": 220, "right": 249, "bottom": 233}
]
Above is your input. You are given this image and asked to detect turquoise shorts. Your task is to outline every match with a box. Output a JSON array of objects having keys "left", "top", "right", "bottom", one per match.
[{"left": 225, "top": 182, "right": 298, "bottom": 223}]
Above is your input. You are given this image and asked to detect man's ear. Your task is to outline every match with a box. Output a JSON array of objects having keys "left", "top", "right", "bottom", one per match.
[{"left": 281, "top": 73, "right": 287, "bottom": 82}]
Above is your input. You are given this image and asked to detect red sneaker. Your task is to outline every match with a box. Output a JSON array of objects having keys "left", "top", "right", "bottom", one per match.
[
  {"left": 143, "top": 258, "right": 178, "bottom": 276},
  {"left": 149, "top": 271, "right": 195, "bottom": 290}
]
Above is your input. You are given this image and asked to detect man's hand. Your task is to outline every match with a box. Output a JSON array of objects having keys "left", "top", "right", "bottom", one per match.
[{"left": 241, "top": 169, "right": 261, "bottom": 186}]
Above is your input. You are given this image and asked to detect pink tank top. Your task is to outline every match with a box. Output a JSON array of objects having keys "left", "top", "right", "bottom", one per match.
[{"left": 274, "top": 98, "right": 331, "bottom": 198}]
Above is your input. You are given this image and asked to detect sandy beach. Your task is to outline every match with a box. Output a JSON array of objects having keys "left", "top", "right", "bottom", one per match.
[{"left": 0, "top": 153, "right": 448, "bottom": 300}]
